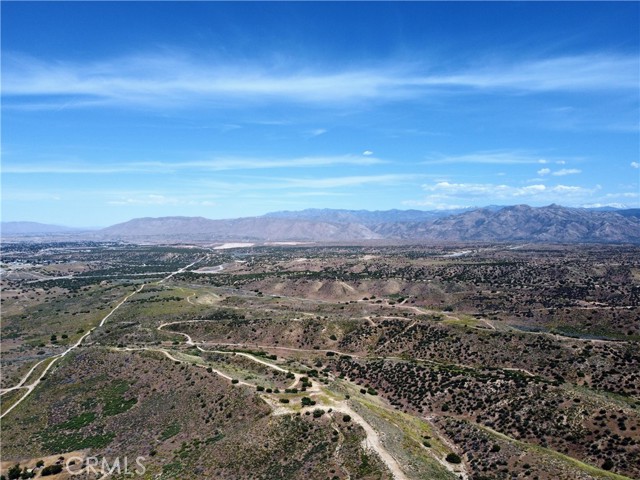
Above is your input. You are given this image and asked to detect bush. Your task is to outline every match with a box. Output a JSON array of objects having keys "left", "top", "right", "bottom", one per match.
[
  {"left": 8, "top": 465, "right": 21, "bottom": 480},
  {"left": 231, "top": 379, "right": 239, "bottom": 384},
  {"left": 41, "top": 465, "right": 63, "bottom": 476},
  {"left": 445, "top": 453, "right": 461, "bottom": 464},
  {"left": 312, "top": 409, "right": 325, "bottom": 418},
  {"left": 602, "top": 458, "right": 614, "bottom": 471},
  {"left": 342, "top": 415, "right": 351, "bottom": 422},
  {"left": 490, "top": 444, "right": 501, "bottom": 453},
  {"left": 279, "top": 398, "right": 290, "bottom": 404}
]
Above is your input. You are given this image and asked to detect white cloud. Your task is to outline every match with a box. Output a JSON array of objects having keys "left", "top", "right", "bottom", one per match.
[
  {"left": 581, "top": 203, "right": 630, "bottom": 209},
  {"left": 552, "top": 168, "right": 581, "bottom": 176},
  {"left": 3, "top": 51, "right": 637, "bottom": 109},
  {"left": 537, "top": 168, "right": 551, "bottom": 175},
  {"left": 556, "top": 160, "right": 566, "bottom": 165},
  {"left": 631, "top": 162, "right": 640, "bottom": 169},
  {"left": 402, "top": 199, "right": 470, "bottom": 210},
  {"left": 603, "top": 192, "right": 639, "bottom": 199},
  {"left": 415, "top": 181, "right": 600, "bottom": 207},
  {"left": 424, "top": 150, "right": 571, "bottom": 166},
  {"left": 308, "top": 128, "right": 327, "bottom": 137},
  {"left": 362, "top": 150, "right": 374, "bottom": 156},
  {"left": 3, "top": 154, "right": 386, "bottom": 174}
]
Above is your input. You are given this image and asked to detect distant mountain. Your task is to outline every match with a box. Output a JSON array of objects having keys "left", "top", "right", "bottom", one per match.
[
  {"left": 5, "top": 205, "right": 640, "bottom": 243},
  {"left": 263, "top": 208, "right": 476, "bottom": 225},
  {"left": 96, "top": 216, "right": 382, "bottom": 242},
  {"left": 408, "top": 204, "right": 640, "bottom": 243},
  {"left": 1, "top": 221, "right": 82, "bottom": 235},
  {"left": 616, "top": 208, "right": 640, "bottom": 219}
]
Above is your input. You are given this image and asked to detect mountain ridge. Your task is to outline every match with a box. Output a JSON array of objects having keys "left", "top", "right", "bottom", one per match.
[{"left": 3, "top": 205, "right": 639, "bottom": 243}]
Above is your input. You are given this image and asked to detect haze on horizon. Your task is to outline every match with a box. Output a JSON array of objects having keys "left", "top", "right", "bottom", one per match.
[{"left": 2, "top": 2, "right": 639, "bottom": 228}]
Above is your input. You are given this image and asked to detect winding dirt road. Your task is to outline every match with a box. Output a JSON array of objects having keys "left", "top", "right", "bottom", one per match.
[{"left": 0, "top": 259, "right": 202, "bottom": 420}]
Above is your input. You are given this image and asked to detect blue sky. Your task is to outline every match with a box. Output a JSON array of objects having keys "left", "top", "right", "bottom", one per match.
[{"left": 2, "top": 2, "right": 639, "bottom": 227}]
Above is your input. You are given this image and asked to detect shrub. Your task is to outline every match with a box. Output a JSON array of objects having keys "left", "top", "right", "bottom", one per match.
[
  {"left": 41, "top": 465, "right": 63, "bottom": 476},
  {"left": 445, "top": 453, "right": 461, "bottom": 464},
  {"left": 342, "top": 415, "right": 351, "bottom": 422},
  {"left": 8, "top": 465, "right": 21, "bottom": 480},
  {"left": 231, "top": 379, "right": 239, "bottom": 384},
  {"left": 279, "top": 398, "right": 290, "bottom": 404},
  {"left": 602, "top": 458, "right": 614, "bottom": 471}
]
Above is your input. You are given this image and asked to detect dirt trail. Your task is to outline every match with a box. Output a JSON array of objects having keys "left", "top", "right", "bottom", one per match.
[
  {"left": 323, "top": 404, "right": 409, "bottom": 480},
  {"left": 1, "top": 259, "right": 203, "bottom": 420},
  {"left": 156, "top": 324, "right": 410, "bottom": 479}
]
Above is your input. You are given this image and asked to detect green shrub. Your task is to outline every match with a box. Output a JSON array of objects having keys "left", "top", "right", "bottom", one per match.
[
  {"left": 445, "top": 453, "right": 461, "bottom": 464},
  {"left": 41, "top": 465, "right": 63, "bottom": 476}
]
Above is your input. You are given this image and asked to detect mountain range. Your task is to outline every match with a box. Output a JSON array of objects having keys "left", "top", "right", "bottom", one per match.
[{"left": 3, "top": 205, "right": 640, "bottom": 243}]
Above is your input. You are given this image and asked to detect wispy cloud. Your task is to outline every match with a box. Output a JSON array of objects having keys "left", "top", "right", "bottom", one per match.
[
  {"left": 307, "top": 128, "right": 327, "bottom": 137},
  {"left": 282, "top": 174, "right": 417, "bottom": 189},
  {"left": 3, "top": 154, "right": 386, "bottom": 174},
  {"left": 107, "top": 194, "right": 216, "bottom": 207},
  {"left": 538, "top": 167, "right": 581, "bottom": 176},
  {"left": 552, "top": 168, "right": 581, "bottom": 176},
  {"left": 424, "top": 150, "right": 566, "bottom": 166},
  {"left": 631, "top": 162, "right": 640, "bottom": 169},
  {"left": 3, "top": 51, "right": 637, "bottom": 109}
]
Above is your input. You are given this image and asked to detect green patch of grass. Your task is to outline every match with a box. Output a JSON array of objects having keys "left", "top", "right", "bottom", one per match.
[
  {"left": 205, "top": 433, "right": 225, "bottom": 444},
  {"left": 356, "top": 452, "right": 377, "bottom": 477},
  {"left": 101, "top": 380, "right": 137, "bottom": 416},
  {"left": 40, "top": 431, "right": 115, "bottom": 452},
  {"left": 56, "top": 411, "right": 97, "bottom": 430},
  {"left": 0, "top": 389, "right": 25, "bottom": 416},
  {"left": 161, "top": 461, "right": 183, "bottom": 478},
  {"left": 160, "top": 423, "right": 181, "bottom": 441}
]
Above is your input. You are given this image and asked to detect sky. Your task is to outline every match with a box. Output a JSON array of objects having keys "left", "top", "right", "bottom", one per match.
[{"left": 2, "top": 1, "right": 639, "bottom": 227}]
